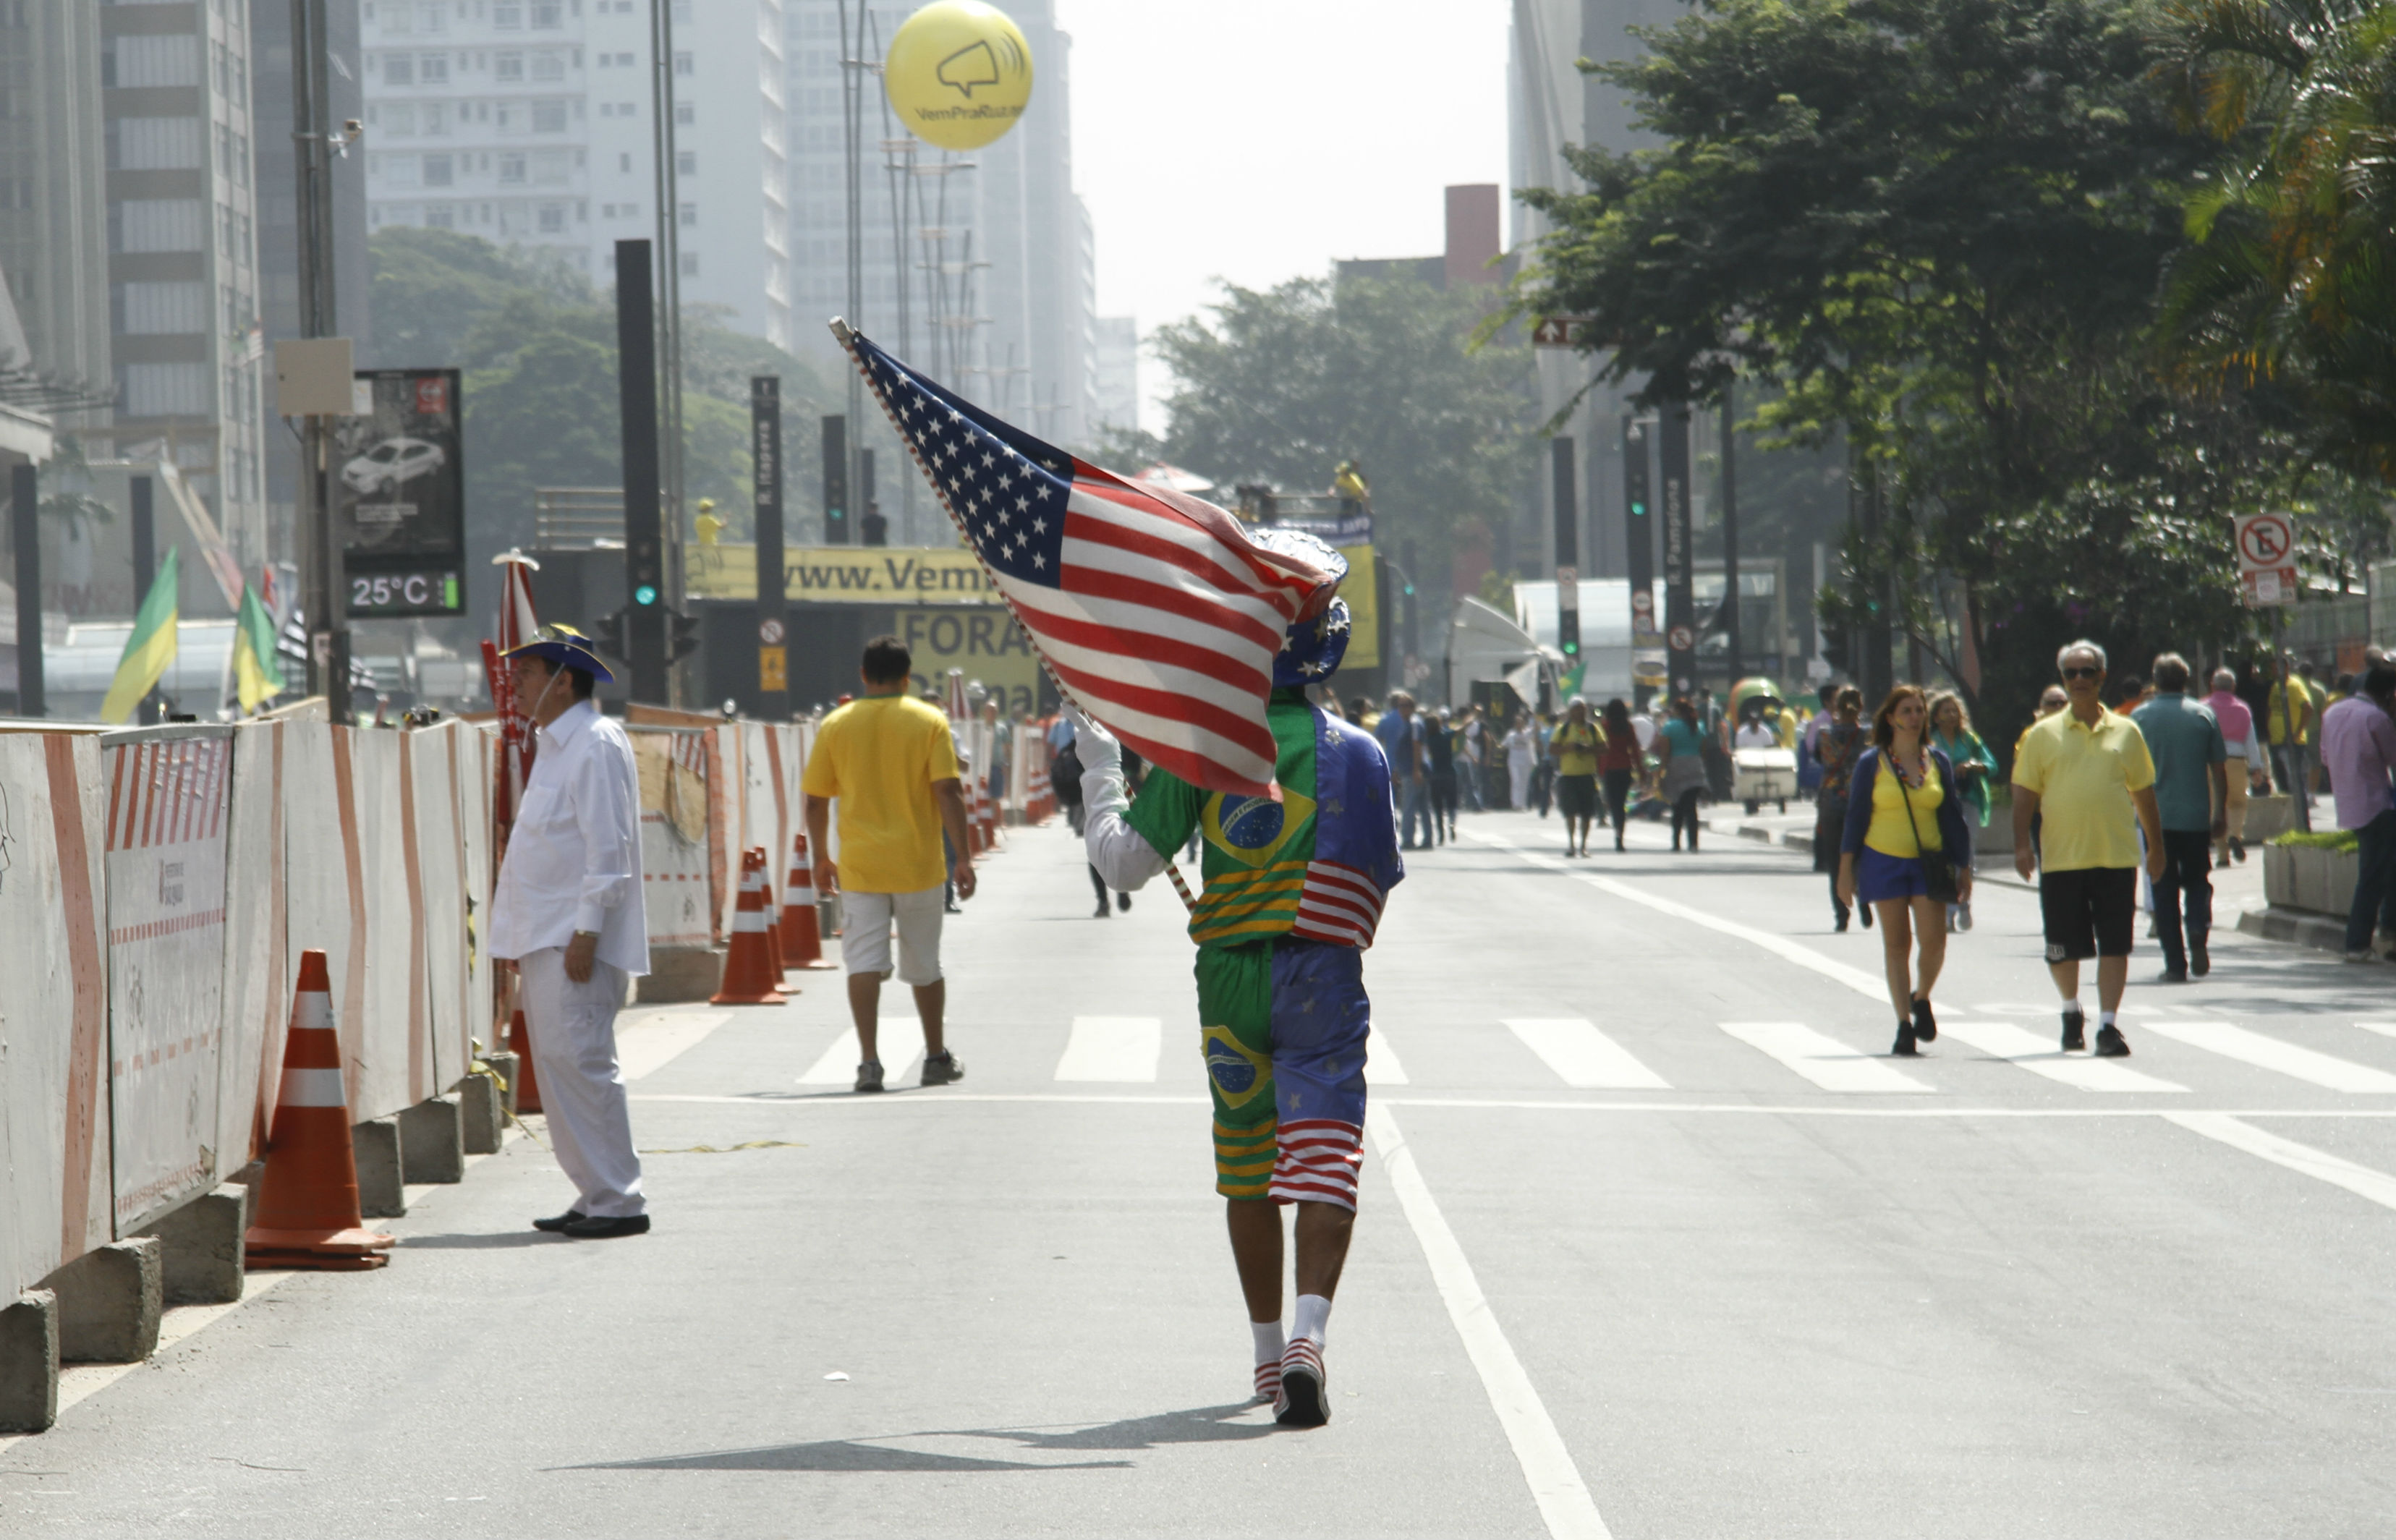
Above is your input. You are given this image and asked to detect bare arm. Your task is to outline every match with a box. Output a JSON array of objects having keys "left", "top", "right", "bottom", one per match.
[
  {"left": 934, "top": 778, "right": 977, "bottom": 900},
  {"left": 2133, "top": 786, "right": 2167, "bottom": 881},
  {"left": 805, "top": 793, "right": 835, "bottom": 895},
  {"left": 2012, "top": 786, "right": 2041, "bottom": 881}
]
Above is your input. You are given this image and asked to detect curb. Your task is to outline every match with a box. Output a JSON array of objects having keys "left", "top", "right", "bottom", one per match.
[{"left": 2233, "top": 903, "right": 2361, "bottom": 958}]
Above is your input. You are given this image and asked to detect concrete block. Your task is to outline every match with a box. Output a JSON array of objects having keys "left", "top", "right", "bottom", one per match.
[
  {"left": 481, "top": 1050, "right": 520, "bottom": 1118},
  {"left": 352, "top": 1116, "right": 407, "bottom": 1218},
  {"left": 398, "top": 1094, "right": 464, "bottom": 1184},
  {"left": 136, "top": 1184, "right": 247, "bottom": 1305},
  {"left": 0, "top": 1290, "right": 58, "bottom": 1434},
  {"left": 43, "top": 1238, "right": 161, "bottom": 1364},
  {"left": 637, "top": 945, "right": 724, "bottom": 1004},
  {"left": 460, "top": 1070, "right": 504, "bottom": 1154}
]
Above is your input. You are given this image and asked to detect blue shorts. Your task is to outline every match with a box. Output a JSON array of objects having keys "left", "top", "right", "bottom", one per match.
[{"left": 1856, "top": 847, "right": 1931, "bottom": 904}]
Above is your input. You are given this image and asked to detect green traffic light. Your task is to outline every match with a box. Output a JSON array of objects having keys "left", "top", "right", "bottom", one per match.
[
  {"left": 1631, "top": 502, "right": 1647, "bottom": 516},
  {"left": 635, "top": 583, "right": 659, "bottom": 605},
  {"left": 1563, "top": 641, "right": 1579, "bottom": 655}
]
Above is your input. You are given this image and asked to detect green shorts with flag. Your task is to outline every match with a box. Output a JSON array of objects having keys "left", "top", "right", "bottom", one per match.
[{"left": 1197, "top": 937, "right": 1372, "bottom": 1210}]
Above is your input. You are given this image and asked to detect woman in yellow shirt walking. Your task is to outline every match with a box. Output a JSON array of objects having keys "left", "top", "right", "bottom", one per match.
[{"left": 1836, "top": 686, "right": 1978, "bottom": 1056}]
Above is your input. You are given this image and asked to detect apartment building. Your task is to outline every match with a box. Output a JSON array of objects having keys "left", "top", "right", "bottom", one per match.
[
  {"left": 0, "top": 0, "right": 113, "bottom": 409},
  {"left": 1092, "top": 315, "right": 1136, "bottom": 438}
]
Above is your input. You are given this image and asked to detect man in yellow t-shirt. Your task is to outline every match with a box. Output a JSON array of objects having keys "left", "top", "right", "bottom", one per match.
[
  {"left": 802, "top": 633, "right": 977, "bottom": 1093},
  {"left": 2011, "top": 640, "right": 2165, "bottom": 1058}
]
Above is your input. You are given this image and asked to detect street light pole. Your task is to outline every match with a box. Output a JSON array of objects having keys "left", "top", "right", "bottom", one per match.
[{"left": 839, "top": 0, "right": 867, "bottom": 554}]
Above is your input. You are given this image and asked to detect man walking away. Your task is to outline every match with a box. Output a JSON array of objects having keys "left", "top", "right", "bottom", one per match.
[
  {"left": 488, "top": 626, "right": 652, "bottom": 1239},
  {"left": 802, "top": 634, "right": 977, "bottom": 1092},
  {"left": 2131, "top": 654, "right": 2228, "bottom": 981},
  {"left": 2204, "top": 668, "right": 2265, "bottom": 866},
  {"left": 1376, "top": 692, "right": 1431, "bottom": 849},
  {"left": 1423, "top": 707, "right": 1459, "bottom": 844},
  {"left": 2012, "top": 641, "right": 2166, "bottom": 1055},
  {"left": 2268, "top": 653, "right": 2318, "bottom": 830},
  {"left": 2319, "top": 664, "right": 2396, "bottom": 961}
]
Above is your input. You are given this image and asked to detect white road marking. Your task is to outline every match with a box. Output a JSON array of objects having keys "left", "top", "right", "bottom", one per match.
[
  {"left": 1505, "top": 1018, "right": 1671, "bottom": 1089},
  {"left": 1461, "top": 829, "right": 1887, "bottom": 1002},
  {"left": 1938, "top": 1021, "right": 2188, "bottom": 1093},
  {"left": 2166, "top": 1112, "right": 2396, "bottom": 1211},
  {"left": 1053, "top": 1015, "right": 1162, "bottom": 1082},
  {"left": 617, "top": 1011, "right": 731, "bottom": 1081},
  {"left": 2142, "top": 1021, "right": 2396, "bottom": 1093},
  {"left": 629, "top": 1090, "right": 2396, "bottom": 1119},
  {"left": 1367, "top": 1104, "right": 1611, "bottom": 1540},
  {"left": 1720, "top": 1021, "right": 1936, "bottom": 1093},
  {"left": 1367, "top": 1027, "right": 1410, "bottom": 1085},
  {"left": 799, "top": 1020, "right": 922, "bottom": 1086},
  {"left": 2351, "top": 1021, "right": 2396, "bottom": 1042}
]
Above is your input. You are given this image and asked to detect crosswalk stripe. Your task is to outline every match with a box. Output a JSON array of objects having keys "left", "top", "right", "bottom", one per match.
[
  {"left": 1720, "top": 1021, "right": 1935, "bottom": 1093},
  {"left": 1366, "top": 1028, "right": 1410, "bottom": 1085},
  {"left": 2167, "top": 1112, "right": 2396, "bottom": 1212},
  {"left": 1505, "top": 1018, "right": 1670, "bottom": 1089},
  {"left": 1054, "top": 1015, "right": 1162, "bottom": 1082},
  {"left": 2141, "top": 1021, "right": 2396, "bottom": 1093},
  {"left": 1938, "top": 1021, "right": 2187, "bottom": 1093},
  {"left": 799, "top": 1021, "right": 922, "bottom": 1086}
]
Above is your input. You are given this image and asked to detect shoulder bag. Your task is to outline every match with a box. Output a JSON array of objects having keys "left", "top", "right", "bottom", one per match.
[{"left": 1894, "top": 752, "right": 1960, "bottom": 903}]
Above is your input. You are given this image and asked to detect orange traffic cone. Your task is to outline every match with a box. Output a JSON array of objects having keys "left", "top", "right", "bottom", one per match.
[
  {"left": 245, "top": 950, "right": 396, "bottom": 1271},
  {"left": 780, "top": 832, "right": 834, "bottom": 968},
  {"left": 507, "top": 1006, "right": 543, "bottom": 1114},
  {"left": 710, "top": 848, "right": 788, "bottom": 1005}
]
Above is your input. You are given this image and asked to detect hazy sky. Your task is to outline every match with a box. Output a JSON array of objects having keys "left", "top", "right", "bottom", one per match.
[{"left": 1052, "top": 1, "right": 1514, "bottom": 430}]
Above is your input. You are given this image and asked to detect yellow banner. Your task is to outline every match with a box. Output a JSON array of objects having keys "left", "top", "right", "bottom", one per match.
[
  {"left": 688, "top": 543, "right": 995, "bottom": 603},
  {"left": 1343, "top": 545, "right": 1381, "bottom": 672},
  {"left": 897, "top": 606, "right": 1043, "bottom": 718}
]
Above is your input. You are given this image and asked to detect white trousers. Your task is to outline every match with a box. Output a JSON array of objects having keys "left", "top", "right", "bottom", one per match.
[
  {"left": 1509, "top": 758, "right": 1534, "bottom": 810},
  {"left": 517, "top": 948, "right": 645, "bottom": 1217}
]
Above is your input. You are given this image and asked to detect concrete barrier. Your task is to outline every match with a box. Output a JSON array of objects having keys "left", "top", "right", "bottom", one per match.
[
  {"left": 459, "top": 1071, "right": 504, "bottom": 1156},
  {"left": 0, "top": 1290, "right": 59, "bottom": 1434},
  {"left": 136, "top": 1185, "right": 247, "bottom": 1306},
  {"left": 398, "top": 1094, "right": 465, "bottom": 1185},
  {"left": 46, "top": 1237, "right": 161, "bottom": 1364},
  {"left": 352, "top": 1117, "right": 407, "bottom": 1219}
]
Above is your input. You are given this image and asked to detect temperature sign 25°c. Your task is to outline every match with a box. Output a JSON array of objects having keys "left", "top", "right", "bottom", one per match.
[{"left": 341, "top": 367, "right": 465, "bottom": 616}]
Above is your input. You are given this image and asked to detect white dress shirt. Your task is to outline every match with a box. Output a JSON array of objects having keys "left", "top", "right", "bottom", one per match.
[{"left": 489, "top": 699, "right": 650, "bottom": 976}]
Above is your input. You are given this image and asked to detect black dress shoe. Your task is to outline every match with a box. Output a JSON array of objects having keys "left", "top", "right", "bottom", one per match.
[
  {"left": 2191, "top": 939, "right": 2211, "bottom": 977},
  {"left": 562, "top": 1213, "right": 651, "bottom": 1240},
  {"left": 532, "top": 1209, "right": 586, "bottom": 1233},
  {"left": 1891, "top": 1024, "right": 1920, "bottom": 1056},
  {"left": 1911, "top": 996, "right": 1938, "bottom": 1044}
]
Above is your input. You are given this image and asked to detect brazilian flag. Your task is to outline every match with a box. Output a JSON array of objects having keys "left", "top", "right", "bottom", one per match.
[
  {"left": 233, "top": 582, "right": 286, "bottom": 713},
  {"left": 100, "top": 547, "right": 179, "bottom": 723}
]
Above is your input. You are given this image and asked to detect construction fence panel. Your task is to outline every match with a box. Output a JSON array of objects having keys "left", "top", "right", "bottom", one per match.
[
  {"left": 283, "top": 723, "right": 368, "bottom": 1119},
  {"left": 100, "top": 726, "right": 234, "bottom": 1235},
  {"left": 348, "top": 729, "right": 419, "bottom": 1123},
  {"left": 408, "top": 723, "right": 467, "bottom": 1094},
  {"left": 739, "top": 721, "right": 777, "bottom": 908},
  {"left": 0, "top": 733, "right": 110, "bottom": 1296},
  {"left": 630, "top": 726, "right": 713, "bottom": 950},
  {"left": 218, "top": 719, "right": 290, "bottom": 1173}
]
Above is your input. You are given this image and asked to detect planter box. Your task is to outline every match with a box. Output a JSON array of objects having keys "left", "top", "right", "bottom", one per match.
[
  {"left": 2264, "top": 843, "right": 2362, "bottom": 916},
  {"left": 2245, "top": 794, "right": 2298, "bottom": 843}
]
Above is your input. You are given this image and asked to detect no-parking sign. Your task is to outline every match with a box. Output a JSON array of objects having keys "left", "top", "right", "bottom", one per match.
[{"left": 2234, "top": 512, "right": 2297, "bottom": 607}]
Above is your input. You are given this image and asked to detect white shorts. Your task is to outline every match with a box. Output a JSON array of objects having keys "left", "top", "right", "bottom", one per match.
[{"left": 839, "top": 886, "right": 945, "bottom": 986}]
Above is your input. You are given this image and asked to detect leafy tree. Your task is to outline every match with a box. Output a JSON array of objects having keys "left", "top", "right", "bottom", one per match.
[
  {"left": 1145, "top": 274, "right": 1538, "bottom": 594},
  {"left": 1509, "top": 0, "right": 2293, "bottom": 731}
]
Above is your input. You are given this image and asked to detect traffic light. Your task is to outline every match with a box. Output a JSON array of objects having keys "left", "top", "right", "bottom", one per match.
[
  {"left": 1559, "top": 610, "right": 1580, "bottom": 657},
  {"left": 668, "top": 607, "right": 703, "bottom": 663},
  {"left": 1821, "top": 621, "right": 1851, "bottom": 674},
  {"left": 595, "top": 607, "right": 635, "bottom": 667}
]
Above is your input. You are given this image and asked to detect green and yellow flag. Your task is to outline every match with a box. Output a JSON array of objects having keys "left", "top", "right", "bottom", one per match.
[
  {"left": 233, "top": 582, "right": 286, "bottom": 714},
  {"left": 101, "top": 546, "right": 179, "bottom": 724}
]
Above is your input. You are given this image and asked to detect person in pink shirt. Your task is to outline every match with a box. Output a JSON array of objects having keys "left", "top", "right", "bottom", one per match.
[{"left": 2204, "top": 668, "right": 2267, "bottom": 867}]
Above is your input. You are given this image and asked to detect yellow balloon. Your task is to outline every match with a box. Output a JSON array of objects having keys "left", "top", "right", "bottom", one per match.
[{"left": 883, "top": 1, "right": 1034, "bottom": 152}]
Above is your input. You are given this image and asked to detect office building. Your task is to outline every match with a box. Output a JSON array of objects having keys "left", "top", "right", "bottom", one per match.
[
  {"left": 360, "top": 0, "right": 786, "bottom": 344},
  {"left": 0, "top": 1, "right": 114, "bottom": 412},
  {"left": 1091, "top": 315, "right": 1136, "bottom": 438}
]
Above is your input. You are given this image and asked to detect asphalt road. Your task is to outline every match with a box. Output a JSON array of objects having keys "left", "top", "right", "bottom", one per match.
[{"left": 8, "top": 804, "right": 2396, "bottom": 1538}]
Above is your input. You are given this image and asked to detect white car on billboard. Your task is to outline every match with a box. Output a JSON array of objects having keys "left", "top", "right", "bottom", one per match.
[{"left": 341, "top": 435, "right": 446, "bottom": 497}]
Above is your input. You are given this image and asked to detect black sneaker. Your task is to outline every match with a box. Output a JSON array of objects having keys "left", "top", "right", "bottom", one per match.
[
  {"left": 1275, "top": 1339, "right": 1329, "bottom": 1428},
  {"left": 1117, "top": 891, "right": 1131, "bottom": 912},
  {"left": 1892, "top": 1024, "right": 1921, "bottom": 1056},
  {"left": 854, "top": 1060, "right": 885, "bottom": 1094},
  {"left": 2161, "top": 967, "right": 2189, "bottom": 984},
  {"left": 2094, "top": 1024, "right": 2132, "bottom": 1058},
  {"left": 1911, "top": 997, "right": 1938, "bottom": 1044},
  {"left": 2231, "top": 836, "right": 2246, "bottom": 863},
  {"left": 921, "top": 1050, "right": 965, "bottom": 1086},
  {"left": 2191, "top": 939, "right": 2211, "bottom": 977},
  {"left": 2061, "top": 1007, "right": 2087, "bottom": 1052}
]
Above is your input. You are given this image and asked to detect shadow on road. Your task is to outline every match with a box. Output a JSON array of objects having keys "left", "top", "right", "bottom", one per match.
[{"left": 564, "top": 1402, "right": 1278, "bottom": 1474}]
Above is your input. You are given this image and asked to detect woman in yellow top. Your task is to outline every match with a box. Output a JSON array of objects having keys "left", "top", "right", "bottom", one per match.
[
  {"left": 1547, "top": 697, "right": 1605, "bottom": 856},
  {"left": 1835, "top": 685, "right": 1977, "bottom": 1056}
]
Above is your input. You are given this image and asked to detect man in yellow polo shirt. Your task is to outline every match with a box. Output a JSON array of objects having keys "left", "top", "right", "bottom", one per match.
[
  {"left": 2012, "top": 640, "right": 2166, "bottom": 1057},
  {"left": 803, "top": 634, "right": 977, "bottom": 1092}
]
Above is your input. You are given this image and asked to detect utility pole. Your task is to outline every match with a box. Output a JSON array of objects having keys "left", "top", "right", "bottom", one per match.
[
  {"left": 1660, "top": 404, "right": 1695, "bottom": 699},
  {"left": 753, "top": 375, "right": 787, "bottom": 720},
  {"left": 9, "top": 463, "right": 38, "bottom": 718},
  {"left": 839, "top": 0, "right": 866, "bottom": 561},
  {"left": 648, "top": 0, "right": 685, "bottom": 655},
  {"left": 616, "top": 239, "right": 668, "bottom": 705},
  {"left": 290, "top": 0, "right": 350, "bottom": 724},
  {"left": 131, "top": 475, "right": 157, "bottom": 724},
  {"left": 1623, "top": 414, "right": 1658, "bottom": 707},
  {"left": 1720, "top": 383, "right": 1739, "bottom": 685},
  {"left": 1551, "top": 437, "right": 1581, "bottom": 676}
]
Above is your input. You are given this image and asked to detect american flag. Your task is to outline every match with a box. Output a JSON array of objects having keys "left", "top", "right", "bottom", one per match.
[{"left": 838, "top": 322, "right": 1336, "bottom": 799}]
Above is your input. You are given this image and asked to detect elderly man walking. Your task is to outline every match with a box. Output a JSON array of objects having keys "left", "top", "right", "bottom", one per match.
[
  {"left": 2131, "top": 654, "right": 2228, "bottom": 982},
  {"left": 2012, "top": 641, "right": 2167, "bottom": 1056},
  {"left": 803, "top": 634, "right": 978, "bottom": 1093},
  {"left": 2203, "top": 668, "right": 2267, "bottom": 866},
  {"left": 2320, "top": 664, "right": 2396, "bottom": 961},
  {"left": 489, "top": 625, "right": 652, "bottom": 1239}
]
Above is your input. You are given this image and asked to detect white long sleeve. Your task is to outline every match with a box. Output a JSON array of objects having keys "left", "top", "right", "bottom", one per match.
[{"left": 1071, "top": 710, "right": 1168, "bottom": 890}]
